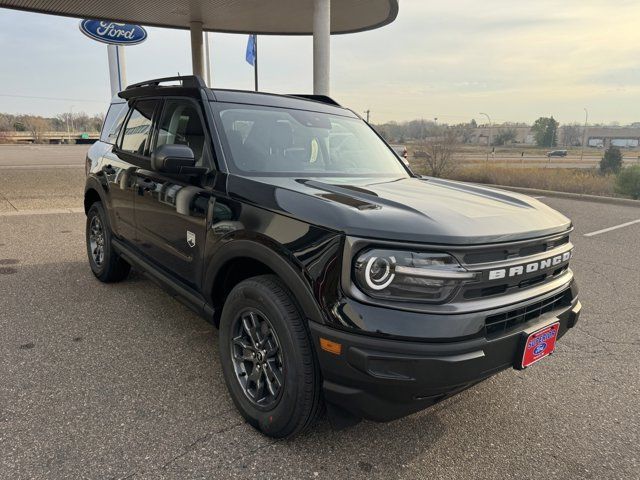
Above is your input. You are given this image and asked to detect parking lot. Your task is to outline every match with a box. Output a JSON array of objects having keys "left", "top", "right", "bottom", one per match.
[{"left": 1, "top": 146, "right": 639, "bottom": 479}]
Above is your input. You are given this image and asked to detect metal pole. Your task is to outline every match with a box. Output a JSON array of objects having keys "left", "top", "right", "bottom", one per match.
[
  {"left": 254, "top": 35, "right": 259, "bottom": 91},
  {"left": 204, "top": 32, "right": 212, "bottom": 86},
  {"left": 190, "top": 21, "right": 204, "bottom": 78},
  {"left": 580, "top": 108, "right": 588, "bottom": 163},
  {"left": 107, "top": 44, "right": 127, "bottom": 96},
  {"left": 313, "top": 0, "right": 330, "bottom": 95},
  {"left": 480, "top": 112, "right": 492, "bottom": 161}
]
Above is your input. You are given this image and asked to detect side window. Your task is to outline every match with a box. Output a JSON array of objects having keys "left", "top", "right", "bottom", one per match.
[
  {"left": 155, "top": 99, "right": 207, "bottom": 165},
  {"left": 120, "top": 100, "right": 157, "bottom": 156},
  {"left": 100, "top": 103, "right": 127, "bottom": 144}
]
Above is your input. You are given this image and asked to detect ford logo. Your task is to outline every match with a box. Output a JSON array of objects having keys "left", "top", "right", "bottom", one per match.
[
  {"left": 79, "top": 20, "right": 147, "bottom": 46},
  {"left": 533, "top": 343, "right": 547, "bottom": 356}
]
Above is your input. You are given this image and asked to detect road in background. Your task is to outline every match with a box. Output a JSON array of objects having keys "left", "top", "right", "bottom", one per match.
[
  {"left": 0, "top": 145, "right": 88, "bottom": 168},
  {"left": 0, "top": 145, "right": 87, "bottom": 212},
  {"left": 455, "top": 152, "right": 640, "bottom": 169},
  {"left": 1, "top": 169, "right": 639, "bottom": 478}
]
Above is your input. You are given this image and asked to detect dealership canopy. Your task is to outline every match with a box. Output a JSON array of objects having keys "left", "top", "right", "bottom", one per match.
[{"left": 0, "top": 0, "right": 399, "bottom": 94}]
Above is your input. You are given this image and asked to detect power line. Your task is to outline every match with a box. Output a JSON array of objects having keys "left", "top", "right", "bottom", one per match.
[{"left": 0, "top": 94, "right": 105, "bottom": 104}]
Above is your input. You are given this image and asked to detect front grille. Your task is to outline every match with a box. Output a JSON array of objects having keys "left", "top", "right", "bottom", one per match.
[
  {"left": 463, "top": 235, "right": 569, "bottom": 265},
  {"left": 453, "top": 231, "right": 573, "bottom": 301},
  {"left": 463, "top": 264, "right": 569, "bottom": 300},
  {"left": 484, "top": 289, "right": 572, "bottom": 336}
]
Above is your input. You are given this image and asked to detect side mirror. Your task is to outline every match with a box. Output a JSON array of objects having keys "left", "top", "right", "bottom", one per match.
[{"left": 151, "top": 144, "right": 195, "bottom": 174}]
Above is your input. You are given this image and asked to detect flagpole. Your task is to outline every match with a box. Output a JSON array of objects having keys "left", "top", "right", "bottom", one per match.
[{"left": 254, "top": 35, "right": 259, "bottom": 91}]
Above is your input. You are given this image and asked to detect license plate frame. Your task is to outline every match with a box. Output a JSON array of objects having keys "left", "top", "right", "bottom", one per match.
[{"left": 517, "top": 321, "right": 560, "bottom": 369}]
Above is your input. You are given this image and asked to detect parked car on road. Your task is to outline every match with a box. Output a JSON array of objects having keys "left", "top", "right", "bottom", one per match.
[
  {"left": 546, "top": 150, "right": 568, "bottom": 157},
  {"left": 84, "top": 76, "right": 580, "bottom": 438}
]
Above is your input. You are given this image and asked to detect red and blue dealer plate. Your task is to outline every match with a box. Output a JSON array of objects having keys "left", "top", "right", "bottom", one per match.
[{"left": 520, "top": 322, "right": 560, "bottom": 368}]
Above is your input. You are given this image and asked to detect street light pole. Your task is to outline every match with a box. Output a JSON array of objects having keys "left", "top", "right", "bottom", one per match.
[
  {"left": 480, "top": 112, "right": 492, "bottom": 161},
  {"left": 580, "top": 107, "right": 588, "bottom": 163}
]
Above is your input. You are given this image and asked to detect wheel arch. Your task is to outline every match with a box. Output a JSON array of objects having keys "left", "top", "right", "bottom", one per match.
[
  {"left": 204, "top": 239, "right": 326, "bottom": 327},
  {"left": 84, "top": 176, "right": 117, "bottom": 231},
  {"left": 84, "top": 187, "right": 101, "bottom": 214}
]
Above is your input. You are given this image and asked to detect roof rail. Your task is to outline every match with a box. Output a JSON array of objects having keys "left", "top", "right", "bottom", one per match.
[
  {"left": 288, "top": 94, "right": 341, "bottom": 107},
  {"left": 125, "top": 75, "right": 207, "bottom": 90}
]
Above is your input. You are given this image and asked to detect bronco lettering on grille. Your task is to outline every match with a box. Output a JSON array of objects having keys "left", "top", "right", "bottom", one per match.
[{"left": 488, "top": 250, "right": 572, "bottom": 280}]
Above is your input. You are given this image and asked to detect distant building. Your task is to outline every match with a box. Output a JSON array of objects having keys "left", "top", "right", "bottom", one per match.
[{"left": 468, "top": 125, "right": 640, "bottom": 147}]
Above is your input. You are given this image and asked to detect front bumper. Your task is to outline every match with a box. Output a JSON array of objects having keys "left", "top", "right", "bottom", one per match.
[{"left": 310, "top": 297, "right": 581, "bottom": 422}]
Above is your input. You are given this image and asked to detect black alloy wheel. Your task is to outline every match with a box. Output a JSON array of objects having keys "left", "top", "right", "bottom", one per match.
[
  {"left": 88, "top": 214, "right": 105, "bottom": 267},
  {"left": 230, "top": 309, "right": 285, "bottom": 409},
  {"left": 85, "top": 202, "right": 130, "bottom": 282}
]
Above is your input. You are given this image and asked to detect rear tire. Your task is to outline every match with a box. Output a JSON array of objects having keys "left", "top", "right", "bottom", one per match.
[
  {"left": 86, "top": 202, "right": 130, "bottom": 283},
  {"left": 219, "top": 275, "right": 322, "bottom": 438}
]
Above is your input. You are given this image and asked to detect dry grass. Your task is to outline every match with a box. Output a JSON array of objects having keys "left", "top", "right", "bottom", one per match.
[{"left": 441, "top": 165, "right": 617, "bottom": 197}]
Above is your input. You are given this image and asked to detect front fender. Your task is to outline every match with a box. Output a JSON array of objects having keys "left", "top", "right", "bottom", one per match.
[
  {"left": 84, "top": 174, "right": 116, "bottom": 230},
  {"left": 203, "top": 236, "right": 335, "bottom": 326}
]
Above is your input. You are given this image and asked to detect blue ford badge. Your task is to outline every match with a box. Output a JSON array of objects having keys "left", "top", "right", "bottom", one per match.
[
  {"left": 533, "top": 343, "right": 547, "bottom": 356},
  {"left": 79, "top": 20, "right": 147, "bottom": 45}
]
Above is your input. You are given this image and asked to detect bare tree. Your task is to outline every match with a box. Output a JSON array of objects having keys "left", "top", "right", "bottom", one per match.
[
  {"left": 561, "top": 124, "right": 582, "bottom": 146},
  {"left": 24, "top": 116, "right": 49, "bottom": 143},
  {"left": 493, "top": 128, "right": 518, "bottom": 146},
  {"left": 0, "top": 114, "right": 12, "bottom": 132},
  {"left": 420, "top": 129, "right": 458, "bottom": 177}
]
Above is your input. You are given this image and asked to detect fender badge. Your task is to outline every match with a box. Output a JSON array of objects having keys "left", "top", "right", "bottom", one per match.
[{"left": 186, "top": 231, "right": 196, "bottom": 248}]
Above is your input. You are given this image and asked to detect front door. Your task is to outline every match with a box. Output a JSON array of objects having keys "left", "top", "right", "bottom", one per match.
[
  {"left": 106, "top": 99, "right": 159, "bottom": 241},
  {"left": 133, "top": 98, "right": 214, "bottom": 289}
]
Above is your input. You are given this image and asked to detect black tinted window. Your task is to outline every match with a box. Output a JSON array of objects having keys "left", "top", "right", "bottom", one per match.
[
  {"left": 100, "top": 103, "right": 128, "bottom": 144},
  {"left": 155, "top": 99, "right": 206, "bottom": 164},
  {"left": 120, "top": 100, "right": 157, "bottom": 155}
]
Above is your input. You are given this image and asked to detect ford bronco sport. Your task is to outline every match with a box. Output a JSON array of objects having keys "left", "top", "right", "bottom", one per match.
[{"left": 84, "top": 76, "right": 581, "bottom": 438}]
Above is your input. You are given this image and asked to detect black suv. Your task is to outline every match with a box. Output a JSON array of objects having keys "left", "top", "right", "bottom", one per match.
[{"left": 84, "top": 76, "right": 580, "bottom": 438}]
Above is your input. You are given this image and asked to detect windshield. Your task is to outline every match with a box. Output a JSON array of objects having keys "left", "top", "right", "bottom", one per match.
[{"left": 214, "top": 103, "right": 409, "bottom": 177}]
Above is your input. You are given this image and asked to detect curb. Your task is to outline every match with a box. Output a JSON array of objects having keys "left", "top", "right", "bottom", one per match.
[{"left": 485, "top": 184, "right": 640, "bottom": 208}]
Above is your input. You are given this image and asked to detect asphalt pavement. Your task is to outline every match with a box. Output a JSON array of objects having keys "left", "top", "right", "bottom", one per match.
[
  {"left": 0, "top": 145, "right": 88, "bottom": 168},
  {"left": 0, "top": 147, "right": 639, "bottom": 479}
]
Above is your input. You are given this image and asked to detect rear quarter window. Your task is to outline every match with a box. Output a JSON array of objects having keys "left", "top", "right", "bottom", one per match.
[{"left": 100, "top": 103, "right": 128, "bottom": 144}]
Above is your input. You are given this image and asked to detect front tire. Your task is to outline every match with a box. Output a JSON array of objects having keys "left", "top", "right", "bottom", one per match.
[
  {"left": 219, "top": 275, "right": 322, "bottom": 438},
  {"left": 86, "top": 202, "right": 130, "bottom": 283}
]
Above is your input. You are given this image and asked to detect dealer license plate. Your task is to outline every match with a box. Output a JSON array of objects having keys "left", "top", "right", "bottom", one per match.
[{"left": 520, "top": 322, "right": 560, "bottom": 368}]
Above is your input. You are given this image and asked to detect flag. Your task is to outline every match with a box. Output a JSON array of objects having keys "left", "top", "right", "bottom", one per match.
[{"left": 245, "top": 34, "right": 256, "bottom": 66}]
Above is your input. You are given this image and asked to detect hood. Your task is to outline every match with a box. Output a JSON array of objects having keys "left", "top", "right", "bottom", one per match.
[{"left": 227, "top": 175, "right": 572, "bottom": 245}]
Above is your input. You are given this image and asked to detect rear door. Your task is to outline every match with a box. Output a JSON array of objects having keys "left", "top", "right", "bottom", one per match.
[{"left": 132, "top": 97, "right": 214, "bottom": 289}]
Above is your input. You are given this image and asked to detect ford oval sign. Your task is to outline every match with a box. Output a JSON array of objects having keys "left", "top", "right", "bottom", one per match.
[
  {"left": 533, "top": 343, "right": 547, "bottom": 356},
  {"left": 79, "top": 20, "right": 147, "bottom": 46}
]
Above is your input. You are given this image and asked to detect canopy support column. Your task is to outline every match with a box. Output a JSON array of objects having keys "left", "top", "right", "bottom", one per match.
[
  {"left": 204, "top": 32, "right": 212, "bottom": 86},
  {"left": 107, "top": 44, "right": 127, "bottom": 96},
  {"left": 190, "top": 21, "right": 204, "bottom": 78},
  {"left": 313, "top": 0, "right": 330, "bottom": 95}
]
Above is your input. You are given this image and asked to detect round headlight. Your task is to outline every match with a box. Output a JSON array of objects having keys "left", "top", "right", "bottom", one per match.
[
  {"left": 364, "top": 256, "right": 396, "bottom": 290},
  {"left": 354, "top": 248, "right": 477, "bottom": 303}
]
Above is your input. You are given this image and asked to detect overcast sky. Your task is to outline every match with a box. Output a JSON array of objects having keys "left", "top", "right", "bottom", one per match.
[{"left": 1, "top": 0, "right": 639, "bottom": 125}]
